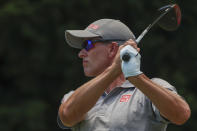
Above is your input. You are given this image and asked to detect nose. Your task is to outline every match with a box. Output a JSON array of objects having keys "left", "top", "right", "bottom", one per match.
[{"left": 78, "top": 49, "right": 88, "bottom": 58}]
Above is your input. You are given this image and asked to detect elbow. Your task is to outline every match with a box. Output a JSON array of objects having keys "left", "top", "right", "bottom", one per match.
[
  {"left": 172, "top": 105, "right": 191, "bottom": 125},
  {"left": 58, "top": 104, "right": 76, "bottom": 127}
]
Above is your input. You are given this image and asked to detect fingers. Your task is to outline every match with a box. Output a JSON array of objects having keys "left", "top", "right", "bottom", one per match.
[
  {"left": 120, "top": 39, "right": 140, "bottom": 52},
  {"left": 126, "top": 39, "right": 140, "bottom": 52}
]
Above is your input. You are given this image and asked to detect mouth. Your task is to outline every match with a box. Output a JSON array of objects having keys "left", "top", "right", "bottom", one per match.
[{"left": 83, "top": 60, "right": 88, "bottom": 66}]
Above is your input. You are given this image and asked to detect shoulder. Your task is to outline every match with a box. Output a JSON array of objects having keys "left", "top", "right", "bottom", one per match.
[{"left": 151, "top": 78, "right": 177, "bottom": 92}]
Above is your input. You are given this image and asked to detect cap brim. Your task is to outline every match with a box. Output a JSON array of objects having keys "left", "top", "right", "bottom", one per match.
[{"left": 65, "top": 30, "right": 100, "bottom": 49}]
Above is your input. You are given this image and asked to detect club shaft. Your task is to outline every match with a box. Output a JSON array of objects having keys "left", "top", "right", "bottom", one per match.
[
  {"left": 122, "top": 5, "right": 174, "bottom": 62},
  {"left": 136, "top": 7, "right": 172, "bottom": 44}
]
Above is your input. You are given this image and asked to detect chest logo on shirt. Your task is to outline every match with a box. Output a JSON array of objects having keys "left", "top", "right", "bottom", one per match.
[{"left": 120, "top": 95, "right": 131, "bottom": 102}]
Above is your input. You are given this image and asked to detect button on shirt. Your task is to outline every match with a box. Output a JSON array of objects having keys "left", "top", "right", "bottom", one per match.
[{"left": 57, "top": 78, "right": 177, "bottom": 131}]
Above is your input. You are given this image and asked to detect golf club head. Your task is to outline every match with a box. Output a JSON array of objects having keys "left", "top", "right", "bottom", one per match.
[{"left": 157, "top": 4, "right": 181, "bottom": 31}]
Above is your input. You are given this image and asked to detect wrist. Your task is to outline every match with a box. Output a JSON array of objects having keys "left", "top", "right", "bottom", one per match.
[
  {"left": 108, "top": 63, "right": 122, "bottom": 78},
  {"left": 127, "top": 73, "right": 147, "bottom": 84}
]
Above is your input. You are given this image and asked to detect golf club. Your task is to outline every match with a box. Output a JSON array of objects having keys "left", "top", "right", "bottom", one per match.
[{"left": 122, "top": 4, "right": 182, "bottom": 62}]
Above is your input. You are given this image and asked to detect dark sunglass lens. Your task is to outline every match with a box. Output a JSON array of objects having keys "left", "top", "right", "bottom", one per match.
[
  {"left": 82, "top": 40, "right": 93, "bottom": 51},
  {"left": 86, "top": 40, "right": 93, "bottom": 51}
]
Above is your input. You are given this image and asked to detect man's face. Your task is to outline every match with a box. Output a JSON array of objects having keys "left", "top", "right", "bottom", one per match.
[{"left": 78, "top": 41, "right": 113, "bottom": 77}]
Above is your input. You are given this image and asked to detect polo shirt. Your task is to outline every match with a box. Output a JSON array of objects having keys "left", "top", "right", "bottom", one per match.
[{"left": 57, "top": 78, "right": 177, "bottom": 131}]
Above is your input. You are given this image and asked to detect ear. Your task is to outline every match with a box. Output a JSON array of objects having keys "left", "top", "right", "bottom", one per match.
[{"left": 107, "top": 42, "right": 119, "bottom": 58}]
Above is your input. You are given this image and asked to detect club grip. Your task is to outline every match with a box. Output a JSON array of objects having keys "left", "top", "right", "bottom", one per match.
[{"left": 122, "top": 52, "right": 131, "bottom": 62}]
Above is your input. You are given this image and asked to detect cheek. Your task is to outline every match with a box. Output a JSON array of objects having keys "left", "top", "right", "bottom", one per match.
[
  {"left": 85, "top": 50, "right": 110, "bottom": 74},
  {"left": 90, "top": 48, "right": 109, "bottom": 64},
  {"left": 91, "top": 52, "right": 111, "bottom": 69}
]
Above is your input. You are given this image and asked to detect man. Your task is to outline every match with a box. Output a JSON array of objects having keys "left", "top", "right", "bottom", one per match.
[{"left": 57, "top": 19, "right": 190, "bottom": 131}]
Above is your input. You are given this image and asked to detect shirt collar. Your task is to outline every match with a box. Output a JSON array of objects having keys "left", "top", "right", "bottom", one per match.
[
  {"left": 103, "top": 80, "right": 135, "bottom": 96},
  {"left": 120, "top": 80, "right": 135, "bottom": 88}
]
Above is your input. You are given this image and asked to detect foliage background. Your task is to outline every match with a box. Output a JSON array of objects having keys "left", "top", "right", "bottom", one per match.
[{"left": 0, "top": 0, "right": 196, "bottom": 131}]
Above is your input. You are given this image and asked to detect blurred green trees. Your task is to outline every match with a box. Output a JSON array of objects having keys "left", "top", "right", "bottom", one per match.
[{"left": 0, "top": 0, "right": 196, "bottom": 131}]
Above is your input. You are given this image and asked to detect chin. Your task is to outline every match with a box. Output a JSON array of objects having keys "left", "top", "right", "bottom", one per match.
[
  {"left": 84, "top": 72, "right": 96, "bottom": 77},
  {"left": 84, "top": 69, "right": 101, "bottom": 77},
  {"left": 83, "top": 66, "right": 106, "bottom": 77}
]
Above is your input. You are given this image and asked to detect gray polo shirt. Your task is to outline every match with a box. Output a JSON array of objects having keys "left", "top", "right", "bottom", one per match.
[{"left": 57, "top": 78, "right": 177, "bottom": 131}]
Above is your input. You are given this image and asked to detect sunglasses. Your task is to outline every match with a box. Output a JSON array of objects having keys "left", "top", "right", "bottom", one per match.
[{"left": 82, "top": 39, "right": 125, "bottom": 51}]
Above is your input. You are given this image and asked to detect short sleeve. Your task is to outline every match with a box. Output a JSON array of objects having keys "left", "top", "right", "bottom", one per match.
[
  {"left": 151, "top": 78, "right": 177, "bottom": 94},
  {"left": 150, "top": 78, "right": 177, "bottom": 123},
  {"left": 61, "top": 91, "right": 75, "bottom": 103},
  {"left": 57, "top": 91, "right": 75, "bottom": 129}
]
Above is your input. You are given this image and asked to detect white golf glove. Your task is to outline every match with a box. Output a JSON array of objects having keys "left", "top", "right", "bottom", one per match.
[{"left": 120, "top": 45, "right": 143, "bottom": 78}]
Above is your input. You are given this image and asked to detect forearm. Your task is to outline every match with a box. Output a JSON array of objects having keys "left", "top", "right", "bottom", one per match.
[
  {"left": 128, "top": 74, "right": 190, "bottom": 125},
  {"left": 59, "top": 64, "right": 120, "bottom": 126}
]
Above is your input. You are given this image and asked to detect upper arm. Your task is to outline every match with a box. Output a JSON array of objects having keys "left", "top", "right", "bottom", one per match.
[
  {"left": 150, "top": 78, "right": 190, "bottom": 124},
  {"left": 150, "top": 78, "right": 177, "bottom": 122}
]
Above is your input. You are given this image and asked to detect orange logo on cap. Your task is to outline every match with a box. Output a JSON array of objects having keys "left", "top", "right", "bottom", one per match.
[
  {"left": 120, "top": 95, "right": 131, "bottom": 102},
  {"left": 88, "top": 24, "right": 99, "bottom": 29}
]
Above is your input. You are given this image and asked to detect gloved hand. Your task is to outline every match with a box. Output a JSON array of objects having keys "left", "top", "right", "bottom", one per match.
[{"left": 120, "top": 45, "right": 143, "bottom": 78}]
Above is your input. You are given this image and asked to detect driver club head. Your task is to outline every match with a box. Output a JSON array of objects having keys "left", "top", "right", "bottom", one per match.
[{"left": 157, "top": 4, "right": 182, "bottom": 31}]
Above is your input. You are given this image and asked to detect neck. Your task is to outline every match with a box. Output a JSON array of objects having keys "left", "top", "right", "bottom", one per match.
[{"left": 105, "top": 73, "right": 126, "bottom": 94}]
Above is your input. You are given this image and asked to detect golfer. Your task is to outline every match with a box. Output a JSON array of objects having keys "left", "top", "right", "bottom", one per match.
[{"left": 57, "top": 19, "right": 190, "bottom": 131}]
